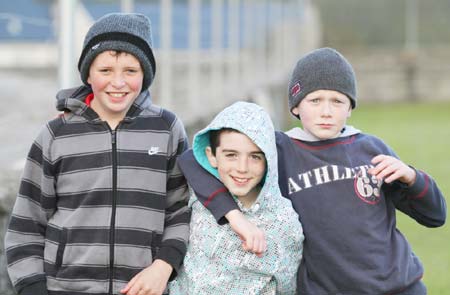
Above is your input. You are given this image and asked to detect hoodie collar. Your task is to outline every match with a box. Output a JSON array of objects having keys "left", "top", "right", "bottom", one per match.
[
  {"left": 55, "top": 85, "right": 152, "bottom": 121},
  {"left": 285, "top": 125, "right": 361, "bottom": 142}
]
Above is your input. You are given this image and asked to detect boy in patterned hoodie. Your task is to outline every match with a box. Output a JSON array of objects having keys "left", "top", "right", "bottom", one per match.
[
  {"left": 170, "top": 101, "right": 304, "bottom": 294},
  {"left": 178, "top": 48, "right": 446, "bottom": 294},
  {"left": 5, "top": 13, "right": 190, "bottom": 295}
]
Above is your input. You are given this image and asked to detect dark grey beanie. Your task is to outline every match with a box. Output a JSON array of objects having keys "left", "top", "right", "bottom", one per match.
[
  {"left": 288, "top": 47, "right": 356, "bottom": 116},
  {"left": 78, "top": 13, "right": 156, "bottom": 91}
]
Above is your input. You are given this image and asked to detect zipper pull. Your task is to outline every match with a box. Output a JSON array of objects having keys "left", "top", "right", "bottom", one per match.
[{"left": 111, "top": 130, "right": 116, "bottom": 144}]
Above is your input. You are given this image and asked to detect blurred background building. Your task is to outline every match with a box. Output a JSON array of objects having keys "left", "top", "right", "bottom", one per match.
[
  {"left": 0, "top": 0, "right": 319, "bottom": 126},
  {"left": 1, "top": 1, "right": 450, "bottom": 294}
]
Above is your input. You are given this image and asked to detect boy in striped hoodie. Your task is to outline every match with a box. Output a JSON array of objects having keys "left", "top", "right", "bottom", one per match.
[{"left": 5, "top": 13, "right": 190, "bottom": 295}]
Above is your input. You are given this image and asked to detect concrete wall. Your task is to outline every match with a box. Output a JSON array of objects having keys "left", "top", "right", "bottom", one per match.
[{"left": 348, "top": 47, "right": 450, "bottom": 103}]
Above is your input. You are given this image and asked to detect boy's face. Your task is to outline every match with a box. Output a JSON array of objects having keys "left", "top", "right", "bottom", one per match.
[
  {"left": 87, "top": 51, "right": 143, "bottom": 122},
  {"left": 206, "top": 131, "right": 266, "bottom": 207},
  {"left": 292, "top": 89, "right": 352, "bottom": 140}
]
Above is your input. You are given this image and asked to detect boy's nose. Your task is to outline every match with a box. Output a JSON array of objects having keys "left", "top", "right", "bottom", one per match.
[
  {"left": 321, "top": 102, "right": 332, "bottom": 116},
  {"left": 111, "top": 74, "right": 126, "bottom": 88},
  {"left": 237, "top": 157, "right": 249, "bottom": 173}
]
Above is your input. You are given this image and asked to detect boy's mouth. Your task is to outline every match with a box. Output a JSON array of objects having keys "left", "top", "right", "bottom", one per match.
[
  {"left": 231, "top": 176, "right": 251, "bottom": 185},
  {"left": 108, "top": 92, "right": 127, "bottom": 98},
  {"left": 318, "top": 124, "right": 333, "bottom": 128}
]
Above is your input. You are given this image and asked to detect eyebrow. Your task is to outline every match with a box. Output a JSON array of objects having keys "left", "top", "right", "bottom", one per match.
[
  {"left": 221, "top": 149, "right": 264, "bottom": 155},
  {"left": 96, "top": 64, "right": 141, "bottom": 69}
]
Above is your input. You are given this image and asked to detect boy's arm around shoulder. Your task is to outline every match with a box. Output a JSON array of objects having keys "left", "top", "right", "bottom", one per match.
[
  {"left": 5, "top": 124, "right": 57, "bottom": 295},
  {"left": 178, "top": 149, "right": 267, "bottom": 255}
]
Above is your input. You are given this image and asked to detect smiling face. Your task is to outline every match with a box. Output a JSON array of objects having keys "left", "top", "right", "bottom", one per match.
[
  {"left": 291, "top": 89, "right": 352, "bottom": 140},
  {"left": 206, "top": 130, "right": 266, "bottom": 208},
  {"left": 87, "top": 50, "right": 143, "bottom": 127}
]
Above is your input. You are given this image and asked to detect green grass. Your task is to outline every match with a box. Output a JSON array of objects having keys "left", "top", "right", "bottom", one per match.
[{"left": 349, "top": 101, "right": 450, "bottom": 294}]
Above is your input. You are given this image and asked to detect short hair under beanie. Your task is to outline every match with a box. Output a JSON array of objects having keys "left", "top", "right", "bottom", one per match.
[
  {"left": 78, "top": 13, "right": 156, "bottom": 91},
  {"left": 288, "top": 47, "right": 357, "bottom": 116}
]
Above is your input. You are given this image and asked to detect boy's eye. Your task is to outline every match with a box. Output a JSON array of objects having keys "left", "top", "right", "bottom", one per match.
[
  {"left": 225, "top": 153, "right": 237, "bottom": 159},
  {"left": 310, "top": 98, "right": 320, "bottom": 103},
  {"left": 99, "top": 68, "right": 111, "bottom": 73},
  {"left": 250, "top": 154, "right": 263, "bottom": 161}
]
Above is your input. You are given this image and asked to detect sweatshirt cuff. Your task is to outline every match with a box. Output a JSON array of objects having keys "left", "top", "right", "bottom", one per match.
[
  {"left": 155, "top": 245, "right": 184, "bottom": 281},
  {"left": 19, "top": 281, "right": 47, "bottom": 295},
  {"left": 206, "top": 191, "right": 240, "bottom": 225},
  {"left": 407, "top": 169, "right": 429, "bottom": 199}
]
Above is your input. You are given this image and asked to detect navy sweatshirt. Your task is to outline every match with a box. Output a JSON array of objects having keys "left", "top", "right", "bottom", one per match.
[{"left": 178, "top": 131, "right": 446, "bottom": 295}]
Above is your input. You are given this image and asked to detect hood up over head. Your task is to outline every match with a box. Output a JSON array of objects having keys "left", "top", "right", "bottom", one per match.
[{"left": 192, "top": 101, "right": 280, "bottom": 211}]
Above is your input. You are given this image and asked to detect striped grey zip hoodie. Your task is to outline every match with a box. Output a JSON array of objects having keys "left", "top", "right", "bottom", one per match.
[{"left": 5, "top": 86, "right": 190, "bottom": 295}]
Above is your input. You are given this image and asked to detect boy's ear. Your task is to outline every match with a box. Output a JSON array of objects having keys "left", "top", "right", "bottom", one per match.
[
  {"left": 347, "top": 108, "right": 352, "bottom": 118},
  {"left": 205, "top": 146, "right": 218, "bottom": 168}
]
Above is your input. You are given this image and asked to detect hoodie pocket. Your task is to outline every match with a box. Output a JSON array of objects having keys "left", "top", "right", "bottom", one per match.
[{"left": 55, "top": 227, "right": 68, "bottom": 269}]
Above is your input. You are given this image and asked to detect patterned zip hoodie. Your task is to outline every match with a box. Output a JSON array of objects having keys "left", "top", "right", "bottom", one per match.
[
  {"left": 170, "top": 101, "right": 304, "bottom": 295},
  {"left": 5, "top": 86, "right": 190, "bottom": 295}
]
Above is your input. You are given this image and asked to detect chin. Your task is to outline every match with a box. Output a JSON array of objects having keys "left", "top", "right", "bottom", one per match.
[
  {"left": 229, "top": 189, "right": 250, "bottom": 199},
  {"left": 230, "top": 191, "right": 245, "bottom": 198},
  {"left": 316, "top": 131, "right": 340, "bottom": 140}
]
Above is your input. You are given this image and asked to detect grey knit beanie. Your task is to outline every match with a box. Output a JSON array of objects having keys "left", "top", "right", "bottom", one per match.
[
  {"left": 78, "top": 13, "right": 156, "bottom": 91},
  {"left": 288, "top": 47, "right": 356, "bottom": 116}
]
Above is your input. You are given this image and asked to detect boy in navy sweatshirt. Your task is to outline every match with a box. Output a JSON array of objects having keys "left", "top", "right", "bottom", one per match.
[{"left": 178, "top": 48, "right": 446, "bottom": 295}]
